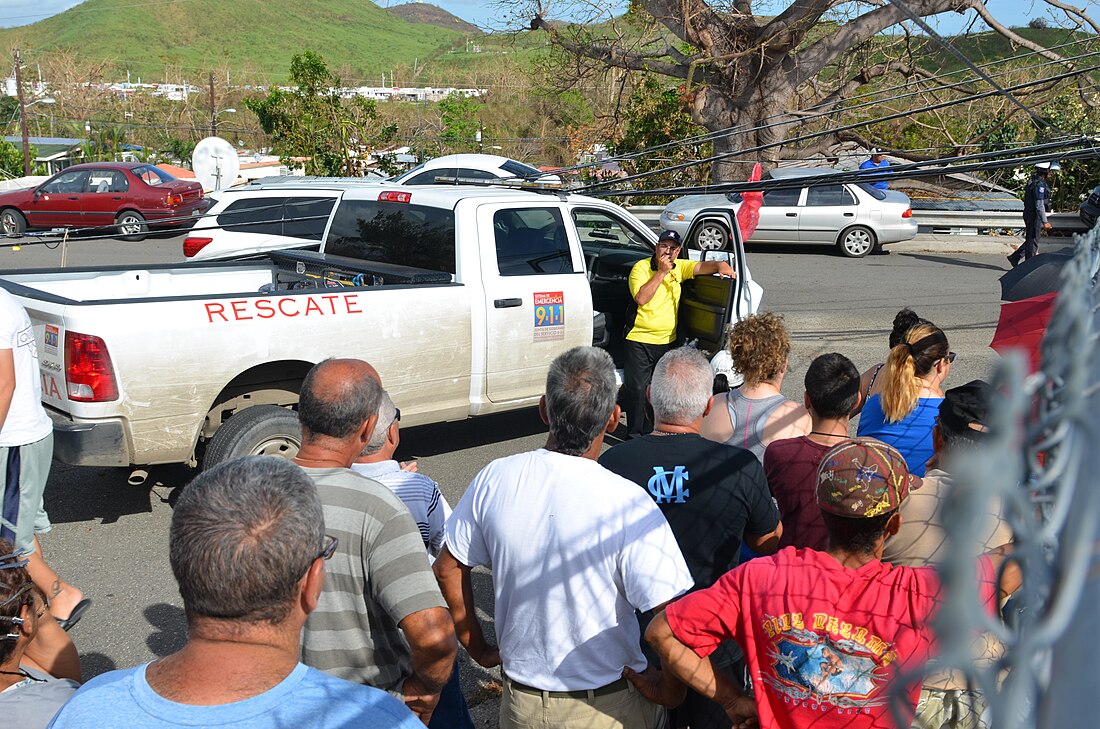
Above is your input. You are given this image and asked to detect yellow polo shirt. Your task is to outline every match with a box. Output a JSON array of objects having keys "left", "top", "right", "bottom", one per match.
[{"left": 625, "top": 258, "right": 698, "bottom": 344}]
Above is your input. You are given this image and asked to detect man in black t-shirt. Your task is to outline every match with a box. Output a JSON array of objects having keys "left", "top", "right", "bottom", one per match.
[{"left": 600, "top": 347, "right": 782, "bottom": 729}]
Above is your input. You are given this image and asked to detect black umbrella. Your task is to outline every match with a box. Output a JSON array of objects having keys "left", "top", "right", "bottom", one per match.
[{"left": 999, "top": 247, "right": 1075, "bottom": 302}]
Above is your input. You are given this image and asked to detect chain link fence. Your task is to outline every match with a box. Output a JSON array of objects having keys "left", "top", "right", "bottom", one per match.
[{"left": 917, "top": 227, "right": 1100, "bottom": 728}]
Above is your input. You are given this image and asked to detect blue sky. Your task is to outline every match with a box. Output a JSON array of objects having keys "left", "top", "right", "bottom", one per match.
[{"left": 0, "top": 0, "right": 1068, "bottom": 32}]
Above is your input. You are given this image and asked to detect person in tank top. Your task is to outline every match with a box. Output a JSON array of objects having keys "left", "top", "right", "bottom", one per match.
[{"left": 701, "top": 312, "right": 810, "bottom": 461}]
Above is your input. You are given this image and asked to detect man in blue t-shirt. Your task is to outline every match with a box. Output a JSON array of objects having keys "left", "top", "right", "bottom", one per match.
[
  {"left": 49, "top": 457, "right": 422, "bottom": 729},
  {"left": 859, "top": 148, "right": 891, "bottom": 190}
]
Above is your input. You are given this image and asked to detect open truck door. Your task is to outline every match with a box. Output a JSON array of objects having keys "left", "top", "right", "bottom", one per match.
[{"left": 677, "top": 209, "right": 762, "bottom": 358}]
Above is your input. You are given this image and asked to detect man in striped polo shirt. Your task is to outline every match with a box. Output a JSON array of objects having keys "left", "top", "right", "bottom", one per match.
[{"left": 295, "top": 358, "right": 457, "bottom": 724}]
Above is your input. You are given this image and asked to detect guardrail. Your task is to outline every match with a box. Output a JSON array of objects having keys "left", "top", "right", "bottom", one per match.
[{"left": 625, "top": 205, "right": 1089, "bottom": 235}]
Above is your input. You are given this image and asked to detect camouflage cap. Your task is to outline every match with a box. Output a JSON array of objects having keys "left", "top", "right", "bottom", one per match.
[{"left": 816, "top": 438, "right": 918, "bottom": 518}]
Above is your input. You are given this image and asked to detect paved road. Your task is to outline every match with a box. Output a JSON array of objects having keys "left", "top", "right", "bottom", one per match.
[{"left": 6, "top": 229, "right": 1061, "bottom": 718}]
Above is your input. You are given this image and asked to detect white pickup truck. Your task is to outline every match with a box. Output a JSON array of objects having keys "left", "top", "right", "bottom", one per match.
[{"left": 0, "top": 186, "right": 758, "bottom": 470}]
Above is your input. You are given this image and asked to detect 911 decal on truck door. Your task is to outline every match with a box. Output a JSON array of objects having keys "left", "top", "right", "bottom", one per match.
[{"left": 533, "top": 291, "right": 565, "bottom": 342}]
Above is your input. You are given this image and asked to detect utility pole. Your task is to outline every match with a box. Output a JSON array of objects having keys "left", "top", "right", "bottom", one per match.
[
  {"left": 209, "top": 72, "right": 216, "bottom": 137},
  {"left": 13, "top": 49, "right": 31, "bottom": 176}
]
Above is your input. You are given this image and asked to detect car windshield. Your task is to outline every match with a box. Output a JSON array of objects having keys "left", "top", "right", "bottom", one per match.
[
  {"left": 856, "top": 183, "right": 887, "bottom": 200},
  {"left": 132, "top": 165, "right": 175, "bottom": 186},
  {"left": 499, "top": 160, "right": 544, "bottom": 179}
]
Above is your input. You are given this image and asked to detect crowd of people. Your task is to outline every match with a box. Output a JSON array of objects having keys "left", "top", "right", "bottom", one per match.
[{"left": 1, "top": 274, "right": 1017, "bottom": 728}]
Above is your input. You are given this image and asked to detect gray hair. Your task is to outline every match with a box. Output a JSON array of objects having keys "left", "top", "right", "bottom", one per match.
[
  {"left": 170, "top": 456, "right": 325, "bottom": 625},
  {"left": 650, "top": 347, "right": 714, "bottom": 425},
  {"left": 545, "top": 346, "right": 617, "bottom": 456},
  {"left": 299, "top": 358, "right": 383, "bottom": 439},
  {"left": 361, "top": 391, "right": 397, "bottom": 458}
]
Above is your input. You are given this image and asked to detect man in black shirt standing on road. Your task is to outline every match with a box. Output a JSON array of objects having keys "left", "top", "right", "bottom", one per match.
[{"left": 600, "top": 346, "right": 783, "bottom": 729}]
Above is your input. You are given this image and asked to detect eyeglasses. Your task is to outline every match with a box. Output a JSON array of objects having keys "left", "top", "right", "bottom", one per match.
[
  {"left": 393, "top": 408, "right": 401, "bottom": 423},
  {"left": 0, "top": 548, "right": 29, "bottom": 570},
  {"left": 656, "top": 242, "right": 681, "bottom": 250},
  {"left": 945, "top": 352, "right": 957, "bottom": 364},
  {"left": 316, "top": 535, "right": 338, "bottom": 562}
]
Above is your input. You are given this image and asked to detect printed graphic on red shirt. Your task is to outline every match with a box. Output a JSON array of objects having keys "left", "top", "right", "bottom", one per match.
[{"left": 765, "top": 624, "right": 893, "bottom": 716}]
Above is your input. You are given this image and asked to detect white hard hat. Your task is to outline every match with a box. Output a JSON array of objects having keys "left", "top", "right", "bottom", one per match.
[{"left": 1036, "top": 161, "right": 1061, "bottom": 171}]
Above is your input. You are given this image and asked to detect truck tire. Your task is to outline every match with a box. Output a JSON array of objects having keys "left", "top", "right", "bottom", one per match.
[{"left": 202, "top": 405, "right": 301, "bottom": 471}]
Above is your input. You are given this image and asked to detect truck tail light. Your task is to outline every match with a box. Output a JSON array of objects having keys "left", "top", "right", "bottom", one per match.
[
  {"left": 65, "top": 332, "right": 118, "bottom": 402},
  {"left": 183, "top": 236, "right": 213, "bottom": 257},
  {"left": 167, "top": 192, "right": 183, "bottom": 205},
  {"left": 902, "top": 208, "right": 912, "bottom": 218},
  {"left": 378, "top": 191, "right": 411, "bottom": 203}
]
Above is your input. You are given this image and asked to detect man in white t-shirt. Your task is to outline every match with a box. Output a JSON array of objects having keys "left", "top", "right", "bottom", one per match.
[
  {"left": 434, "top": 346, "right": 694, "bottom": 729},
  {"left": 0, "top": 288, "right": 87, "bottom": 628}
]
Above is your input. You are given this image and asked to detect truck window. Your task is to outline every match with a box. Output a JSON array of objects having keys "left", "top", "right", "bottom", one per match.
[
  {"left": 281, "top": 197, "right": 337, "bottom": 241},
  {"left": 217, "top": 197, "right": 285, "bottom": 237},
  {"left": 571, "top": 209, "right": 652, "bottom": 253},
  {"left": 326, "top": 200, "right": 457, "bottom": 274},
  {"left": 493, "top": 208, "right": 575, "bottom": 276}
]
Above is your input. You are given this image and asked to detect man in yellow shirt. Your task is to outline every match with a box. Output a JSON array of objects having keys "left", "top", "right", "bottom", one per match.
[{"left": 624, "top": 230, "right": 735, "bottom": 437}]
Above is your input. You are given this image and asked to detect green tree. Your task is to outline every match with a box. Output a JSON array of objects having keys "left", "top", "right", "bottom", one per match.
[
  {"left": 245, "top": 51, "right": 397, "bottom": 176},
  {"left": 0, "top": 97, "right": 18, "bottom": 133},
  {"left": 612, "top": 78, "right": 710, "bottom": 198},
  {"left": 528, "top": 0, "right": 1097, "bottom": 181},
  {"left": 0, "top": 139, "right": 28, "bottom": 177},
  {"left": 438, "top": 92, "right": 482, "bottom": 151}
]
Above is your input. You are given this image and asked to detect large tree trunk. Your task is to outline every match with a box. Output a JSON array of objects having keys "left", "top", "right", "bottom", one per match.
[{"left": 694, "top": 81, "right": 796, "bottom": 182}]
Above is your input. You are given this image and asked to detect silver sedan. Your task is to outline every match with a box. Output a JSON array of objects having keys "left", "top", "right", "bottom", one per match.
[{"left": 660, "top": 169, "right": 917, "bottom": 258}]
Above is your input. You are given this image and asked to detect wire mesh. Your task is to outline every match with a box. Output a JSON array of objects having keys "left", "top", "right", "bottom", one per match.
[{"left": 905, "top": 227, "right": 1100, "bottom": 729}]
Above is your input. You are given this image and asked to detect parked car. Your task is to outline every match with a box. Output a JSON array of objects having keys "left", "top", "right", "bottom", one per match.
[
  {"left": 390, "top": 153, "right": 561, "bottom": 186},
  {"left": 660, "top": 167, "right": 917, "bottom": 258},
  {"left": 0, "top": 162, "right": 205, "bottom": 241},
  {"left": 1079, "top": 185, "right": 1100, "bottom": 228},
  {"left": 183, "top": 185, "right": 358, "bottom": 261}
]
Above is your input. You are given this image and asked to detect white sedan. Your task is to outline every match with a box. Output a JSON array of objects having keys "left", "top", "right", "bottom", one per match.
[{"left": 660, "top": 167, "right": 917, "bottom": 258}]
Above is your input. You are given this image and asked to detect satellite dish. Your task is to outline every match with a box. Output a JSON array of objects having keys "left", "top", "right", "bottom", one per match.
[{"left": 192, "top": 137, "right": 241, "bottom": 192}]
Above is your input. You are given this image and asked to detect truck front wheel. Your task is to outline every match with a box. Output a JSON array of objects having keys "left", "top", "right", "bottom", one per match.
[{"left": 202, "top": 405, "right": 301, "bottom": 471}]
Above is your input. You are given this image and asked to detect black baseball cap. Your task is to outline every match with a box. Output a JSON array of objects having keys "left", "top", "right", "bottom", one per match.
[
  {"left": 657, "top": 230, "right": 681, "bottom": 245},
  {"left": 938, "top": 380, "right": 995, "bottom": 439}
]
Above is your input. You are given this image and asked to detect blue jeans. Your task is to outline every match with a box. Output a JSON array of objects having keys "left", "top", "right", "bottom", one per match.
[{"left": 429, "top": 663, "right": 474, "bottom": 729}]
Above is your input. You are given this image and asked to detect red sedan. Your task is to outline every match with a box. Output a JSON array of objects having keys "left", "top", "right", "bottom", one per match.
[{"left": 0, "top": 162, "right": 205, "bottom": 241}]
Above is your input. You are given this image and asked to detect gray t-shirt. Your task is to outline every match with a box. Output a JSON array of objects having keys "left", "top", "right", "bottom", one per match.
[
  {"left": 299, "top": 467, "right": 447, "bottom": 691},
  {"left": 0, "top": 665, "right": 78, "bottom": 729}
]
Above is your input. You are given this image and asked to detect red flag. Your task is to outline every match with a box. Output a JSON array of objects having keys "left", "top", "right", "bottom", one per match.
[{"left": 737, "top": 163, "right": 763, "bottom": 241}]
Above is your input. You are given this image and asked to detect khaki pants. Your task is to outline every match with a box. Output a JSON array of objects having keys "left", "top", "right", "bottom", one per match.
[
  {"left": 500, "top": 675, "right": 666, "bottom": 729},
  {"left": 912, "top": 687, "right": 990, "bottom": 729}
]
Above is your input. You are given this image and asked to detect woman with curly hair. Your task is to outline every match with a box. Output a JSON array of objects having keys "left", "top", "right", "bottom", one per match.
[
  {"left": 701, "top": 312, "right": 811, "bottom": 461},
  {"left": 0, "top": 539, "right": 81, "bottom": 728},
  {"left": 856, "top": 322, "right": 953, "bottom": 477}
]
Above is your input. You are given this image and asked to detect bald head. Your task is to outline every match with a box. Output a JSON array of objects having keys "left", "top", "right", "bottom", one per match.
[{"left": 299, "top": 358, "right": 383, "bottom": 440}]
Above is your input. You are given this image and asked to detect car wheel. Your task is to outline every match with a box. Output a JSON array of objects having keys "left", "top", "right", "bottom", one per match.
[
  {"left": 202, "top": 405, "right": 301, "bottom": 471},
  {"left": 838, "top": 226, "right": 875, "bottom": 258},
  {"left": 692, "top": 222, "right": 730, "bottom": 251},
  {"left": 116, "top": 211, "right": 148, "bottom": 241},
  {"left": 1, "top": 209, "right": 26, "bottom": 236}
]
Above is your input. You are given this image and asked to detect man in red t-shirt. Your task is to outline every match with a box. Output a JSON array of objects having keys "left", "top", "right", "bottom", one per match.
[
  {"left": 642, "top": 438, "right": 1017, "bottom": 729},
  {"left": 764, "top": 353, "right": 862, "bottom": 551}
]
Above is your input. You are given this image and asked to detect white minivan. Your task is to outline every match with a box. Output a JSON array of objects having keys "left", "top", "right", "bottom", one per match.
[{"left": 182, "top": 186, "right": 358, "bottom": 261}]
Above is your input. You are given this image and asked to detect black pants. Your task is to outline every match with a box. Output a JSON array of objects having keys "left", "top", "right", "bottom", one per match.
[
  {"left": 1010, "top": 214, "right": 1042, "bottom": 263},
  {"left": 623, "top": 340, "right": 672, "bottom": 437}
]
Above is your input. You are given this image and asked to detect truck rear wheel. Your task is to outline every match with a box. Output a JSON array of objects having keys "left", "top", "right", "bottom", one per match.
[{"left": 202, "top": 405, "right": 301, "bottom": 471}]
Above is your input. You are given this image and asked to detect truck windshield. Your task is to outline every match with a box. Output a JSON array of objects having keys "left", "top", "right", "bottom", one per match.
[{"left": 325, "top": 200, "right": 457, "bottom": 275}]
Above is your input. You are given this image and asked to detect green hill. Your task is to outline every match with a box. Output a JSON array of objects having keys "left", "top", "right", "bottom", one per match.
[{"left": 0, "top": 0, "right": 467, "bottom": 83}]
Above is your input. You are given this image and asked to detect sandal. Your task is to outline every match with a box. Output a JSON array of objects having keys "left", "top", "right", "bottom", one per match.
[{"left": 56, "top": 598, "right": 92, "bottom": 631}]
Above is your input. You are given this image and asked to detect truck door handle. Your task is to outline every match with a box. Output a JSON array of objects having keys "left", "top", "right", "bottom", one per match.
[
  {"left": 843, "top": 212, "right": 854, "bottom": 217},
  {"left": 67, "top": 196, "right": 79, "bottom": 200},
  {"left": 494, "top": 298, "right": 522, "bottom": 308},
  {"left": 785, "top": 212, "right": 797, "bottom": 217}
]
